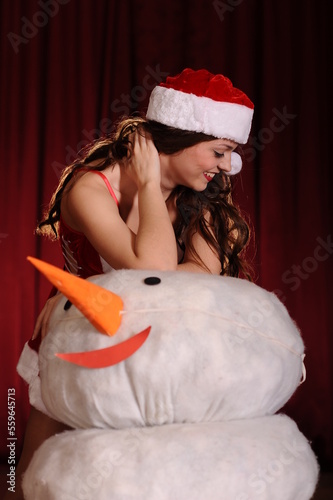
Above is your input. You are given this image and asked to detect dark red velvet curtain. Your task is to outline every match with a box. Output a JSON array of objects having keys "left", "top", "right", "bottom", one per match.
[{"left": 1, "top": 0, "right": 332, "bottom": 470}]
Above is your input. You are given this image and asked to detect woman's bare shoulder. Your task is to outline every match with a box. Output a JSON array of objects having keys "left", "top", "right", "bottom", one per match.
[{"left": 61, "top": 168, "right": 119, "bottom": 231}]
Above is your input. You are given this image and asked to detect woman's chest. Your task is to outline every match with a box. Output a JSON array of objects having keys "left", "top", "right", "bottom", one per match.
[{"left": 119, "top": 194, "right": 179, "bottom": 235}]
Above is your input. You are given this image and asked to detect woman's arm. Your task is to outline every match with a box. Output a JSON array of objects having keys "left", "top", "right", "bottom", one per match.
[
  {"left": 177, "top": 234, "right": 222, "bottom": 274},
  {"left": 3, "top": 408, "right": 71, "bottom": 500},
  {"left": 177, "top": 212, "right": 222, "bottom": 275},
  {"left": 63, "top": 134, "right": 178, "bottom": 271}
]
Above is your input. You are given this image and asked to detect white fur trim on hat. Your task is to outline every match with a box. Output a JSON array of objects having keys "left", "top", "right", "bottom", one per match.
[{"left": 146, "top": 86, "right": 253, "bottom": 144}]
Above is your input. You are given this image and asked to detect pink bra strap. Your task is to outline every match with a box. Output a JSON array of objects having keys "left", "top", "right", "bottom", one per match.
[{"left": 90, "top": 171, "right": 119, "bottom": 206}]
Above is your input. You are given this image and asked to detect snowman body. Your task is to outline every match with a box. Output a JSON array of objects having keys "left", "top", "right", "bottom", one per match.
[{"left": 21, "top": 269, "right": 318, "bottom": 499}]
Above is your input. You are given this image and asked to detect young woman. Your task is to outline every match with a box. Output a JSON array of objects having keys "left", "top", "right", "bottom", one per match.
[{"left": 11, "top": 68, "right": 254, "bottom": 499}]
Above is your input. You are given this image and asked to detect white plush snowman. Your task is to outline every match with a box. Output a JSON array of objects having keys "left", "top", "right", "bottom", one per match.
[{"left": 20, "top": 258, "right": 319, "bottom": 499}]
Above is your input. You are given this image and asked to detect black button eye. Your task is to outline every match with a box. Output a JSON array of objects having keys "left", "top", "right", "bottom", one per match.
[
  {"left": 144, "top": 277, "right": 161, "bottom": 285},
  {"left": 64, "top": 300, "right": 72, "bottom": 311}
]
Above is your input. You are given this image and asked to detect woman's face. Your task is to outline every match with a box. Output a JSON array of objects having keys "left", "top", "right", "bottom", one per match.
[{"left": 160, "top": 138, "right": 238, "bottom": 192}]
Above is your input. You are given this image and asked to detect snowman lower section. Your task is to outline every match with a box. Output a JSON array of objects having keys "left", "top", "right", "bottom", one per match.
[{"left": 23, "top": 414, "right": 318, "bottom": 500}]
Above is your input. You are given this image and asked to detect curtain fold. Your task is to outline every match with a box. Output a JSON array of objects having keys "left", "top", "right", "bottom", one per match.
[{"left": 1, "top": 0, "right": 331, "bottom": 467}]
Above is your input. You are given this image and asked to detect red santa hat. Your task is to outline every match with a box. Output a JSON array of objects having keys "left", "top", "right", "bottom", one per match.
[{"left": 146, "top": 68, "right": 254, "bottom": 145}]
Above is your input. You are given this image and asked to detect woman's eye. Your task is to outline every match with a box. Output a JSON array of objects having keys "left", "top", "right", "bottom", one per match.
[{"left": 214, "top": 151, "right": 224, "bottom": 158}]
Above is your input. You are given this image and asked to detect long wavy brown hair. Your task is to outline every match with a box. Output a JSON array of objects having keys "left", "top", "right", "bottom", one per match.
[{"left": 38, "top": 116, "right": 252, "bottom": 278}]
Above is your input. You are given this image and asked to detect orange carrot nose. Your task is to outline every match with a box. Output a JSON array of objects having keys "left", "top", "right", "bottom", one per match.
[{"left": 27, "top": 257, "right": 123, "bottom": 336}]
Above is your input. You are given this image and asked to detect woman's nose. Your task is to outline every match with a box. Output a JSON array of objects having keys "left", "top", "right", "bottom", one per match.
[{"left": 218, "top": 153, "right": 232, "bottom": 173}]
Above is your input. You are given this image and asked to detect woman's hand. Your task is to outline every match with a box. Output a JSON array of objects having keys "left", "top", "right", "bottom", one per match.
[
  {"left": 60, "top": 129, "right": 178, "bottom": 271},
  {"left": 32, "top": 294, "right": 62, "bottom": 341},
  {"left": 123, "top": 131, "right": 161, "bottom": 188}
]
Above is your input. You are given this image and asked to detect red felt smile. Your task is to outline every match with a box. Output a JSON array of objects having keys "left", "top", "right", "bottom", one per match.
[{"left": 55, "top": 327, "right": 151, "bottom": 369}]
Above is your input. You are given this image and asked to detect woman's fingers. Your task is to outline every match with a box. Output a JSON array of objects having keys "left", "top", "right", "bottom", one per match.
[{"left": 123, "top": 130, "right": 161, "bottom": 187}]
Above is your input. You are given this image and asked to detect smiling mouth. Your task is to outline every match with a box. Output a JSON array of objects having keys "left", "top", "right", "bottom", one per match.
[
  {"left": 203, "top": 172, "right": 215, "bottom": 181},
  {"left": 56, "top": 327, "right": 151, "bottom": 369}
]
